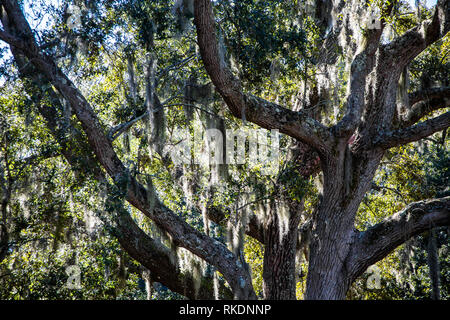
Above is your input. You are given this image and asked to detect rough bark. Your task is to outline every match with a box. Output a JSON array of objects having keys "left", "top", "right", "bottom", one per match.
[
  {"left": 347, "top": 197, "right": 450, "bottom": 283},
  {"left": 382, "top": 0, "right": 450, "bottom": 68},
  {"left": 192, "top": 0, "right": 450, "bottom": 300},
  {"left": 304, "top": 152, "right": 376, "bottom": 299},
  {"left": 402, "top": 90, "right": 450, "bottom": 127},
  {"left": 1, "top": 0, "right": 450, "bottom": 300},
  {"left": 374, "top": 111, "right": 450, "bottom": 149},
  {"left": 262, "top": 199, "right": 302, "bottom": 300},
  {"left": 427, "top": 229, "right": 441, "bottom": 300}
]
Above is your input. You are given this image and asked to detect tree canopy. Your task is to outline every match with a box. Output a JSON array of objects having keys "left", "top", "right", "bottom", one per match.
[{"left": 0, "top": 0, "right": 449, "bottom": 300}]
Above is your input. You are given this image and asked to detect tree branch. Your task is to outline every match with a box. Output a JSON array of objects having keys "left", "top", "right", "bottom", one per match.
[
  {"left": 331, "top": 3, "right": 388, "bottom": 139},
  {"left": 400, "top": 86, "right": 450, "bottom": 126},
  {"left": 409, "top": 86, "right": 450, "bottom": 106},
  {"left": 193, "top": 0, "right": 333, "bottom": 153},
  {"left": 382, "top": 0, "right": 450, "bottom": 68},
  {"left": 373, "top": 111, "right": 450, "bottom": 149},
  {"left": 108, "top": 111, "right": 149, "bottom": 141},
  {"left": 0, "top": 0, "right": 255, "bottom": 299},
  {"left": 347, "top": 196, "right": 450, "bottom": 282},
  {"left": 111, "top": 199, "right": 232, "bottom": 300},
  {"left": 9, "top": 54, "right": 228, "bottom": 299},
  {"left": 0, "top": 28, "right": 25, "bottom": 49},
  {"left": 402, "top": 96, "right": 450, "bottom": 127}
]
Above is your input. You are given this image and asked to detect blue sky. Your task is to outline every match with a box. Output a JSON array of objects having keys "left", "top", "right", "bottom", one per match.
[
  {"left": 406, "top": 0, "right": 438, "bottom": 8},
  {"left": 0, "top": 0, "right": 442, "bottom": 85}
]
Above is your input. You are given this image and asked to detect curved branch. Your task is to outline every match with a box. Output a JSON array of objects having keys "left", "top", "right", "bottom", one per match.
[
  {"left": 112, "top": 200, "right": 232, "bottom": 300},
  {"left": 409, "top": 86, "right": 450, "bottom": 106},
  {"left": 382, "top": 0, "right": 450, "bottom": 68},
  {"left": 347, "top": 197, "right": 450, "bottom": 282},
  {"left": 400, "top": 86, "right": 450, "bottom": 126},
  {"left": 374, "top": 111, "right": 450, "bottom": 149},
  {"left": 402, "top": 97, "right": 450, "bottom": 127},
  {"left": 193, "top": 0, "right": 333, "bottom": 153},
  {"left": 10, "top": 56, "right": 228, "bottom": 299},
  {"left": 0, "top": 0, "right": 255, "bottom": 299}
]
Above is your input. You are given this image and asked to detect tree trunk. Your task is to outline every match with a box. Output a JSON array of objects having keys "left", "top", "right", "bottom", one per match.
[
  {"left": 262, "top": 200, "right": 301, "bottom": 299},
  {"left": 0, "top": 189, "right": 10, "bottom": 264},
  {"left": 304, "top": 148, "right": 383, "bottom": 299},
  {"left": 304, "top": 204, "right": 355, "bottom": 299},
  {"left": 427, "top": 229, "right": 440, "bottom": 300}
]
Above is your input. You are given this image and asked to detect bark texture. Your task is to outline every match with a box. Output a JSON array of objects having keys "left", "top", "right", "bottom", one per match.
[
  {"left": 192, "top": 0, "right": 450, "bottom": 300},
  {"left": 0, "top": 0, "right": 449, "bottom": 300}
]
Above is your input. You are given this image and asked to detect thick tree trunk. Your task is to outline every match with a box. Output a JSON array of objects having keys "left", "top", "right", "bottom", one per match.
[
  {"left": 1, "top": 0, "right": 448, "bottom": 301},
  {"left": 304, "top": 206, "right": 355, "bottom": 299},
  {"left": 304, "top": 147, "right": 383, "bottom": 299},
  {"left": 262, "top": 200, "right": 301, "bottom": 299},
  {"left": 305, "top": 250, "right": 349, "bottom": 300}
]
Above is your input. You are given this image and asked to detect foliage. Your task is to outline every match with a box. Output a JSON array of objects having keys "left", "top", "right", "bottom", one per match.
[{"left": 0, "top": 0, "right": 448, "bottom": 300}]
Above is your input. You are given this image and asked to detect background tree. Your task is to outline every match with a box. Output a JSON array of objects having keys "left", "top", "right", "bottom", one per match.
[{"left": 0, "top": 0, "right": 448, "bottom": 300}]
